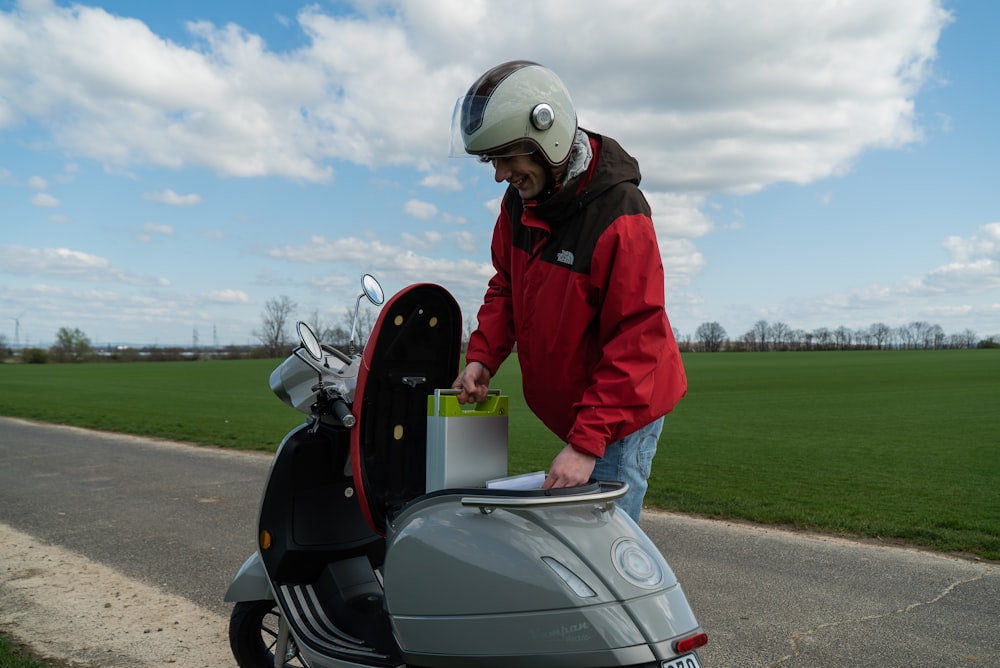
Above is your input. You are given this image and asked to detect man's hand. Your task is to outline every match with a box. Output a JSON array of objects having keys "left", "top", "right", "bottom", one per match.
[
  {"left": 452, "top": 361, "right": 491, "bottom": 404},
  {"left": 542, "top": 444, "right": 597, "bottom": 490}
]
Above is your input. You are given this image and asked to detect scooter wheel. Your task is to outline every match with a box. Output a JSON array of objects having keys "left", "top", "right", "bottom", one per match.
[{"left": 229, "top": 600, "right": 305, "bottom": 668}]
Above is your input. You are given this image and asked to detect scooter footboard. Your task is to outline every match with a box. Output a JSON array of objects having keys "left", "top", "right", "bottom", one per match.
[{"left": 274, "top": 580, "right": 395, "bottom": 663}]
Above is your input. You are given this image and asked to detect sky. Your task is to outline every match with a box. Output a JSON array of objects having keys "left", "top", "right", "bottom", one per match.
[{"left": 1, "top": 0, "right": 998, "bottom": 349}]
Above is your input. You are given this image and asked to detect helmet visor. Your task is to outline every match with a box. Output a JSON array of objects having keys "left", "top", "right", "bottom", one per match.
[{"left": 448, "top": 96, "right": 536, "bottom": 161}]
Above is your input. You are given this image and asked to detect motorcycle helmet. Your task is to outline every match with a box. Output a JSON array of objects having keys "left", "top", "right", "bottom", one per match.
[{"left": 453, "top": 60, "right": 577, "bottom": 167}]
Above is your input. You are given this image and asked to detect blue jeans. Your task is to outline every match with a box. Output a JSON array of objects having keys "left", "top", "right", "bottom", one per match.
[{"left": 591, "top": 417, "right": 663, "bottom": 522}]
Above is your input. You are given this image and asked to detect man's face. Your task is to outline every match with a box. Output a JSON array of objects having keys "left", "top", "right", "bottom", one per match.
[{"left": 491, "top": 154, "right": 549, "bottom": 200}]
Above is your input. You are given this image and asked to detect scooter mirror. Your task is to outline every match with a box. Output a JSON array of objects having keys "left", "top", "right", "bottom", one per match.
[
  {"left": 296, "top": 321, "right": 324, "bottom": 361},
  {"left": 349, "top": 274, "right": 384, "bottom": 355},
  {"left": 362, "top": 274, "right": 384, "bottom": 306}
]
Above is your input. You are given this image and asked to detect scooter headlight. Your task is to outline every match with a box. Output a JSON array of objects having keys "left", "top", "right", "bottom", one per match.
[{"left": 612, "top": 538, "right": 663, "bottom": 588}]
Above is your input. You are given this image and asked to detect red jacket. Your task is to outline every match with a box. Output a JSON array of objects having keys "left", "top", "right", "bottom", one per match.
[{"left": 466, "top": 131, "right": 687, "bottom": 458}]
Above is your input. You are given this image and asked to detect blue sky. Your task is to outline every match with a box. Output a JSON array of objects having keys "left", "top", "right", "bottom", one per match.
[{"left": 1, "top": 0, "right": 997, "bottom": 349}]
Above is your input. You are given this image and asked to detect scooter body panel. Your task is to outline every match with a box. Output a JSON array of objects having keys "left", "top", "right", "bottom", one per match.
[
  {"left": 223, "top": 552, "right": 273, "bottom": 603},
  {"left": 383, "top": 492, "right": 701, "bottom": 666}
]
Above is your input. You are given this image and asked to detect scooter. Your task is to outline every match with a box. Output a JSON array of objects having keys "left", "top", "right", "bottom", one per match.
[{"left": 225, "top": 275, "right": 708, "bottom": 668}]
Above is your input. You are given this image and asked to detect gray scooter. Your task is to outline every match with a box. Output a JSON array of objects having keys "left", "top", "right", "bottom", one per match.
[{"left": 225, "top": 275, "right": 708, "bottom": 667}]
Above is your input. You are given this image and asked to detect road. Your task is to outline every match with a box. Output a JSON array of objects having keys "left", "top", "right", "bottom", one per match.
[{"left": 1, "top": 416, "right": 997, "bottom": 667}]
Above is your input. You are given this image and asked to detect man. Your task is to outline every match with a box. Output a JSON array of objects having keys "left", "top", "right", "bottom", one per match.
[{"left": 451, "top": 60, "right": 686, "bottom": 521}]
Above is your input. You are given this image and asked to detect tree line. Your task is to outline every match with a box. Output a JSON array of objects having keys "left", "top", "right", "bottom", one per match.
[
  {"left": 684, "top": 319, "right": 998, "bottom": 353},
  {"left": 6, "top": 311, "right": 996, "bottom": 364},
  {"left": 1, "top": 296, "right": 377, "bottom": 364}
]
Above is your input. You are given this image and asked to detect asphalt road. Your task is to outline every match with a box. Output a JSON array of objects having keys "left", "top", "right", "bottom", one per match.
[{"left": 1, "top": 416, "right": 997, "bottom": 667}]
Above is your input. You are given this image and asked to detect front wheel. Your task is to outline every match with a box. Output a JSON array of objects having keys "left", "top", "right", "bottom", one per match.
[{"left": 229, "top": 600, "right": 305, "bottom": 668}]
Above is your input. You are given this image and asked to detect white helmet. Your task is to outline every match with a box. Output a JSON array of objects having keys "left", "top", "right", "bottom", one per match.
[{"left": 453, "top": 60, "right": 577, "bottom": 167}]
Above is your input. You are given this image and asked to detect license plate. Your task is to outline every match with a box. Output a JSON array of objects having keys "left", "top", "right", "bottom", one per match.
[{"left": 662, "top": 654, "right": 702, "bottom": 668}]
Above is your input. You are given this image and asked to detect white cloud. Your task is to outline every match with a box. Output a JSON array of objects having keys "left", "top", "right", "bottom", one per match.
[
  {"left": 921, "top": 223, "right": 1000, "bottom": 294},
  {"left": 403, "top": 199, "right": 438, "bottom": 220},
  {"left": 31, "top": 192, "right": 59, "bottom": 207},
  {"left": 401, "top": 230, "right": 443, "bottom": 251},
  {"left": 943, "top": 222, "right": 1000, "bottom": 263},
  {"left": 202, "top": 289, "right": 250, "bottom": 304},
  {"left": 28, "top": 176, "right": 48, "bottom": 190},
  {"left": 645, "top": 193, "right": 713, "bottom": 239},
  {"left": 56, "top": 163, "right": 79, "bottom": 184},
  {"left": 137, "top": 222, "right": 175, "bottom": 243},
  {"left": 768, "top": 223, "right": 1000, "bottom": 332},
  {"left": 138, "top": 222, "right": 174, "bottom": 243},
  {"left": 440, "top": 212, "right": 468, "bottom": 226},
  {"left": 143, "top": 223, "right": 174, "bottom": 236},
  {"left": 143, "top": 189, "right": 202, "bottom": 206},
  {"left": 0, "top": 0, "right": 950, "bottom": 196},
  {"left": 265, "top": 234, "right": 493, "bottom": 294},
  {"left": 420, "top": 172, "right": 463, "bottom": 191},
  {"left": 450, "top": 230, "right": 477, "bottom": 253},
  {"left": 0, "top": 244, "right": 165, "bottom": 286}
]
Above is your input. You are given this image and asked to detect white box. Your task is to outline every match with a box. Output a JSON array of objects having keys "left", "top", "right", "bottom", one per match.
[{"left": 426, "top": 389, "right": 508, "bottom": 492}]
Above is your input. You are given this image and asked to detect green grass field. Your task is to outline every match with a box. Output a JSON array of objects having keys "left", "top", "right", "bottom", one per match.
[
  {"left": 0, "top": 634, "right": 45, "bottom": 668},
  {"left": 1, "top": 350, "right": 997, "bottom": 560}
]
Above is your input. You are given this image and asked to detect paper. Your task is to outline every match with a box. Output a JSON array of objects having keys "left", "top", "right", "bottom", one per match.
[{"left": 486, "top": 471, "right": 546, "bottom": 491}]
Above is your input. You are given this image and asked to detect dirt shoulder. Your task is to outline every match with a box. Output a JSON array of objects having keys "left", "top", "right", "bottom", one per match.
[{"left": 0, "top": 522, "right": 236, "bottom": 668}]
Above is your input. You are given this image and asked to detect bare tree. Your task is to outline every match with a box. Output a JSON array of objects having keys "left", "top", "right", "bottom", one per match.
[
  {"left": 749, "top": 320, "right": 769, "bottom": 352},
  {"left": 801, "top": 329, "right": 814, "bottom": 350},
  {"left": 254, "top": 296, "right": 297, "bottom": 357},
  {"left": 869, "top": 322, "right": 892, "bottom": 349},
  {"left": 957, "top": 328, "right": 978, "bottom": 349},
  {"left": 904, "top": 321, "right": 931, "bottom": 349},
  {"left": 51, "top": 327, "right": 92, "bottom": 362},
  {"left": 812, "top": 327, "right": 832, "bottom": 349},
  {"left": 695, "top": 321, "right": 727, "bottom": 352},
  {"left": 463, "top": 315, "right": 478, "bottom": 352},
  {"left": 854, "top": 327, "right": 875, "bottom": 350},
  {"left": 832, "top": 326, "right": 852, "bottom": 349},
  {"left": 305, "top": 308, "right": 350, "bottom": 347},
  {"left": 895, "top": 325, "right": 913, "bottom": 349},
  {"left": 768, "top": 321, "right": 792, "bottom": 351},
  {"left": 928, "top": 324, "right": 946, "bottom": 349},
  {"left": 340, "top": 305, "right": 379, "bottom": 351},
  {"left": 789, "top": 329, "right": 808, "bottom": 350}
]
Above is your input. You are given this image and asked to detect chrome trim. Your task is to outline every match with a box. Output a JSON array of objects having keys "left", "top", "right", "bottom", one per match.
[{"left": 461, "top": 481, "right": 628, "bottom": 509}]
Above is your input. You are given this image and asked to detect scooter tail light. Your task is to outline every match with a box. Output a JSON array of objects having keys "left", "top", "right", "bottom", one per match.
[
  {"left": 675, "top": 631, "right": 708, "bottom": 654},
  {"left": 259, "top": 529, "right": 273, "bottom": 550}
]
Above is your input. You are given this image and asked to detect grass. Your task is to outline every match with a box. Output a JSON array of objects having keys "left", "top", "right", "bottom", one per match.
[
  {"left": 1, "top": 350, "right": 998, "bottom": 560},
  {"left": 0, "top": 359, "right": 303, "bottom": 450},
  {"left": 0, "top": 634, "right": 46, "bottom": 668},
  {"left": 645, "top": 351, "right": 1000, "bottom": 559}
]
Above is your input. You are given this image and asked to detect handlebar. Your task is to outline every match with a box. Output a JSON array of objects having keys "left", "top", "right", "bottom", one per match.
[{"left": 331, "top": 398, "right": 356, "bottom": 428}]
